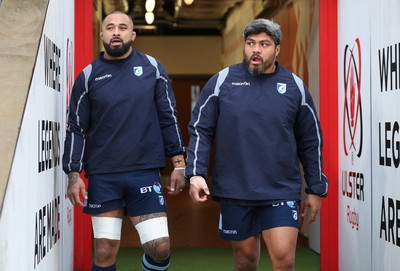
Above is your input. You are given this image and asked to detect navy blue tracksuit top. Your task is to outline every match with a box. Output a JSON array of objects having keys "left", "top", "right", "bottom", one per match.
[
  {"left": 185, "top": 62, "right": 328, "bottom": 201},
  {"left": 62, "top": 50, "right": 185, "bottom": 175}
]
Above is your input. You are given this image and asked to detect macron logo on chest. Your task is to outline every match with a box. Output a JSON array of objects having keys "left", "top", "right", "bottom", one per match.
[
  {"left": 231, "top": 81, "right": 250, "bottom": 86},
  {"left": 94, "top": 74, "right": 112, "bottom": 81}
]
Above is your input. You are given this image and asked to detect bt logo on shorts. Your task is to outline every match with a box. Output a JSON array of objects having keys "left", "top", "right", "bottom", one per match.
[
  {"left": 140, "top": 182, "right": 163, "bottom": 194},
  {"left": 286, "top": 201, "right": 296, "bottom": 208}
]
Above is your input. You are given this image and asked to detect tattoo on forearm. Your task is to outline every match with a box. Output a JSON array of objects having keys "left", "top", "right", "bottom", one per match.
[
  {"left": 67, "top": 172, "right": 79, "bottom": 187},
  {"left": 174, "top": 158, "right": 183, "bottom": 164}
]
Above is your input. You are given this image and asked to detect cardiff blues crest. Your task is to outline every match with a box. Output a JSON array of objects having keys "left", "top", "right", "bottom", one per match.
[{"left": 133, "top": 66, "right": 143, "bottom": 76}]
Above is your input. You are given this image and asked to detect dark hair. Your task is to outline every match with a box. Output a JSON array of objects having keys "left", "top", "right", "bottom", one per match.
[{"left": 243, "top": 19, "right": 282, "bottom": 45}]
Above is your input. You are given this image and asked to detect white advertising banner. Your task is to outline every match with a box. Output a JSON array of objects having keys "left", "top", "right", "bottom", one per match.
[
  {"left": 0, "top": 0, "right": 74, "bottom": 270},
  {"left": 370, "top": 1, "right": 400, "bottom": 270},
  {"left": 338, "top": 0, "right": 372, "bottom": 270}
]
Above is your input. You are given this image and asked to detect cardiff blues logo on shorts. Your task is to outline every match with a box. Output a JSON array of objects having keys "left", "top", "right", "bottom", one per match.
[
  {"left": 292, "top": 210, "right": 298, "bottom": 220},
  {"left": 277, "top": 83, "right": 287, "bottom": 94},
  {"left": 153, "top": 182, "right": 162, "bottom": 194},
  {"left": 133, "top": 66, "right": 143, "bottom": 76},
  {"left": 159, "top": 195, "right": 165, "bottom": 205}
]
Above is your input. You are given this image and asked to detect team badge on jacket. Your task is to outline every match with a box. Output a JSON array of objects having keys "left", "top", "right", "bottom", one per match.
[
  {"left": 277, "top": 82, "right": 287, "bottom": 94},
  {"left": 133, "top": 66, "right": 143, "bottom": 76}
]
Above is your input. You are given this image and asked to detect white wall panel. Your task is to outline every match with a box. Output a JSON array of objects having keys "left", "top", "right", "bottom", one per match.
[{"left": 0, "top": 0, "right": 74, "bottom": 270}]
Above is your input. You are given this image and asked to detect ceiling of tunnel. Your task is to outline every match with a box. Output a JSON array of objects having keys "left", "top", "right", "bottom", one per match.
[{"left": 101, "top": 0, "right": 286, "bottom": 36}]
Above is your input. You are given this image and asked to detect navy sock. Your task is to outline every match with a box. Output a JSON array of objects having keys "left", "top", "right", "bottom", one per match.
[
  {"left": 92, "top": 263, "right": 116, "bottom": 271},
  {"left": 142, "top": 253, "right": 170, "bottom": 271}
]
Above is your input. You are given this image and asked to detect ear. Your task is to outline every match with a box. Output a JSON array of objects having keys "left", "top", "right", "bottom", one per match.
[
  {"left": 275, "top": 44, "right": 281, "bottom": 57},
  {"left": 132, "top": 31, "right": 137, "bottom": 42}
]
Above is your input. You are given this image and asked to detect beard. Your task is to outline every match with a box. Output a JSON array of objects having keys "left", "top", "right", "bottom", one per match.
[
  {"left": 103, "top": 39, "right": 132, "bottom": 58},
  {"left": 244, "top": 52, "right": 275, "bottom": 77},
  {"left": 247, "top": 64, "right": 266, "bottom": 77}
]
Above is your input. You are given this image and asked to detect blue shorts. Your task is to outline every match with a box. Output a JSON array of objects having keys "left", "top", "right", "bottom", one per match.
[
  {"left": 218, "top": 201, "right": 300, "bottom": 240},
  {"left": 83, "top": 169, "right": 167, "bottom": 217}
]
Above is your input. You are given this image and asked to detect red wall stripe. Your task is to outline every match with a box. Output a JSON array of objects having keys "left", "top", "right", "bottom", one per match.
[
  {"left": 319, "top": 0, "right": 339, "bottom": 270},
  {"left": 74, "top": 1, "right": 93, "bottom": 270}
]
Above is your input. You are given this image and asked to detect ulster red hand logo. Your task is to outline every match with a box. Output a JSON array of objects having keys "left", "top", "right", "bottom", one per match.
[{"left": 343, "top": 38, "right": 363, "bottom": 158}]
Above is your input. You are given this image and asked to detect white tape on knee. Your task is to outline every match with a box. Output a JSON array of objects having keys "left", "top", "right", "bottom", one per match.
[
  {"left": 135, "top": 217, "right": 169, "bottom": 244},
  {"left": 92, "top": 217, "right": 123, "bottom": 240}
]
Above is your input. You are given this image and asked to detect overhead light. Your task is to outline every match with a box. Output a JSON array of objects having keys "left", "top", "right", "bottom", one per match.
[
  {"left": 184, "top": 0, "right": 194, "bottom": 5},
  {"left": 145, "top": 0, "right": 156, "bottom": 12},
  {"left": 145, "top": 12, "right": 155, "bottom": 24}
]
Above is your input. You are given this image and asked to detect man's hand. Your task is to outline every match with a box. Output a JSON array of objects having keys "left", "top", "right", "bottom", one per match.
[
  {"left": 168, "top": 154, "right": 186, "bottom": 195},
  {"left": 189, "top": 176, "right": 210, "bottom": 203},
  {"left": 168, "top": 168, "right": 186, "bottom": 195},
  {"left": 67, "top": 172, "right": 87, "bottom": 206},
  {"left": 301, "top": 194, "right": 321, "bottom": 226}
]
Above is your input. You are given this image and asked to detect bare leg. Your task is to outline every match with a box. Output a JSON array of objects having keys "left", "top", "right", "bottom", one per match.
[
  {"left": 92, "top": 209, "right": 124, "bottom": 267},
  {"left": 231, "top": 235, "right": 261, "bottom": 271},
  {"left": 130, "top": 212, "right": 170, "bottom": 260},
  {"left": 262, "top": 226, "right": 298, "bottom": 271}
]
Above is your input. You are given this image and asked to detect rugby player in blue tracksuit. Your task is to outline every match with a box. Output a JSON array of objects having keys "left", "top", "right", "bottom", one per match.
[
  {"left": 185, "top": 19, "right": 328, "bottom": 271},
  {"left": 62, "top": 11, "right": 186, "bottom": 271}
]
